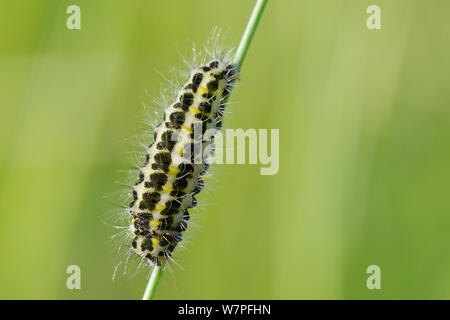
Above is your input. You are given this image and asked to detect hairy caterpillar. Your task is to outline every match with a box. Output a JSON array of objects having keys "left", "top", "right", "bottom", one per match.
[{"left": 127, "top": 59, "right": 238, "bottom": 267}]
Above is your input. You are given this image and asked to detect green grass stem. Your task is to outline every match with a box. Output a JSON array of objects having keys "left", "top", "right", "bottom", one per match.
[{"left": 142, "top": 266, "right": 163, "bottom": 300}]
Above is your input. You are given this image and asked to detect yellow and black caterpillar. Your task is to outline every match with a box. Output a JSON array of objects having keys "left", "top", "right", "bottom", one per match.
[{"left": 128, "top": 59, "right": 237, "bottom": 266}]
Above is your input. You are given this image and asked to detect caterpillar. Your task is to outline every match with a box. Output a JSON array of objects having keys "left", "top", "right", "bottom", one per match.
[{"left": 127, "top": 59, "right": 238, "bottom": 267}]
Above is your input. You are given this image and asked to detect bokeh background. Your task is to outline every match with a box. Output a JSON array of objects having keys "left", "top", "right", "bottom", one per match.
[{"left": 0, "top": 0, "right": 449, "bottom": 299}]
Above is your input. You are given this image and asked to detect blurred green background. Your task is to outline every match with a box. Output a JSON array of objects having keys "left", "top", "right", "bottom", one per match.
[{"left": 0, "top": 0, "right": 449, "bottom": 299}]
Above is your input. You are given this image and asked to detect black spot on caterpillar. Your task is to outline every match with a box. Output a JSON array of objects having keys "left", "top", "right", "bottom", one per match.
[{"left": 128, "top": 59, "right": 238, "bottom": 266}]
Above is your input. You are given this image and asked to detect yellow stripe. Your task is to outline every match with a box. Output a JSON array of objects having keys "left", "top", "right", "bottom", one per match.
[
  {"left": 189, "top": 106, "right": 201, "bottom": 114},
  {"left": 198, "top": 86, "right": 208, "bottom": 95},
  {"left": 182, "top": 125, "right": 193, "bottom": 134},
  {"left": 169, "top": 165, "right": 180, "bottom": 175},
  {"left": 150, "top": 220, "right": 160, "bottom": 227},
  {"left": 155, "top": 204, "right": 166, "bottom": 211}
]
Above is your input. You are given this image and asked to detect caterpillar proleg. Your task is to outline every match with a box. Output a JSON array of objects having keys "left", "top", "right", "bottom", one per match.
[{"left": 127, "top": 58, "right": 238, "bottom": 267}]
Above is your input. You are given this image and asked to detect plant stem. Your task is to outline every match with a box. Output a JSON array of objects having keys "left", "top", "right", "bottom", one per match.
[
  {"left": 142, "top": 266, "right": 163, "bottom": 300},
  {"left": 232, "top": 0, "right": 268, "bottom": 70},
  {"left": 140, "top": 0, "right": 267, "bottom": 301}
]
